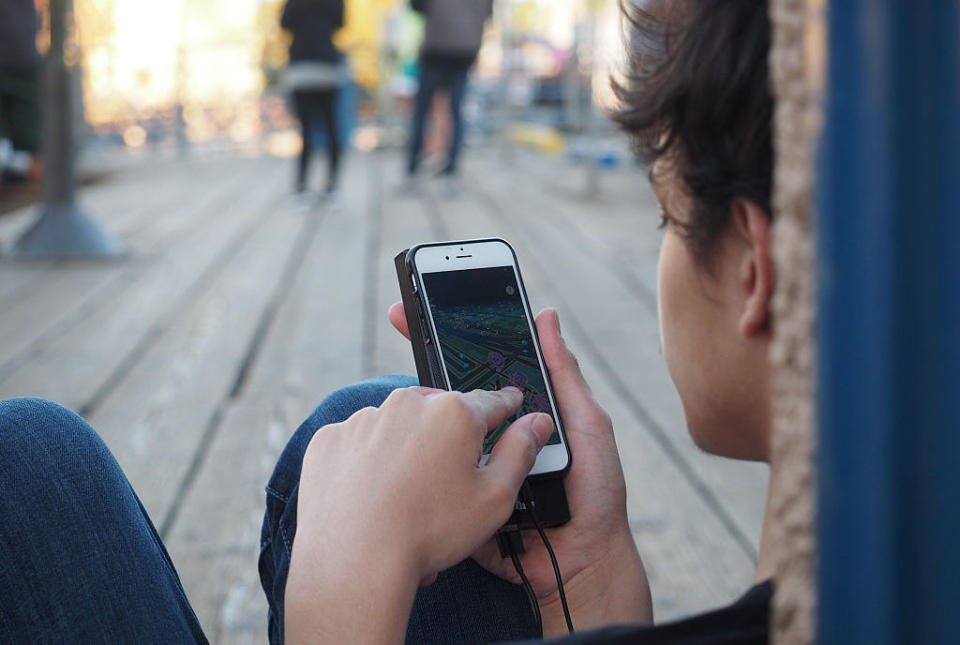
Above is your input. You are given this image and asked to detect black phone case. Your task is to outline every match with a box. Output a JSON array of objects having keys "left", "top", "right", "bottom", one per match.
[{"left": 395, "top": 241, "right": 571, "bottom": 530}]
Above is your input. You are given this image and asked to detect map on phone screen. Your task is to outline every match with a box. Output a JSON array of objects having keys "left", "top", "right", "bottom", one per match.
[{"left": 422, "top": 266, "right": 560, "bottom": 454}]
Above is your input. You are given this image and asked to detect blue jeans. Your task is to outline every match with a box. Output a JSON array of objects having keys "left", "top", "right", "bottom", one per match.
[
  {"left": 406, "top": 56, "right": 473, "bottom": 177},
  {"left": 0, "top": 376, "right": 539, "bottom": 644}
]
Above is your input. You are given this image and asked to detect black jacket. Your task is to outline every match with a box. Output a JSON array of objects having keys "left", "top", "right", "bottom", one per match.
[
  {"left": 281, "top": 0, "right": 344, "bottom": 64},
  {"left": 0, "top": 0, "right": 39, "bottom": 67}
]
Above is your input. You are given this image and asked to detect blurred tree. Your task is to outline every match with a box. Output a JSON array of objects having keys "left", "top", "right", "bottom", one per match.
[{"left": 257, "top": 0, "right": 291, "bottom": 88}]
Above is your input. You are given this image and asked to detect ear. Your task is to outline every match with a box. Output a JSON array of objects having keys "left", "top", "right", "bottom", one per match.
[{"left": 732, "top": 199, "right": 774, "bottom": 338}]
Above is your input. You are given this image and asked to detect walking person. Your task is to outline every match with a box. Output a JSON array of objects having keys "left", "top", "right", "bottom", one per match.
[
  {"left": 405, "top": 0, "right": 493, "bottom": 191},
  {"left": 281, "top": 0, "right": 345, "bottom": 199},
  {"left": 0, "top": 0, "right": 42, "bottom": 184}
]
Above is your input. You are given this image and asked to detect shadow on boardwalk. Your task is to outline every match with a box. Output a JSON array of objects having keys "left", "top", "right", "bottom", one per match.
[{"left": 0, "top": 146, "right": 767, "bottom": 643}]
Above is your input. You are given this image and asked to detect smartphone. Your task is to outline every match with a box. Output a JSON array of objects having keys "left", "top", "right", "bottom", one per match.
[{"left": 398, "top": 238, "right": 571, "bottom": 478}]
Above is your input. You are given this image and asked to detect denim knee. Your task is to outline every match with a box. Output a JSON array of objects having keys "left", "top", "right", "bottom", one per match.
[
  {"left": 0, "top": 398, "right": 118, "bottom": 519},
  {"left": 0, "top": 397, "right": 109, "bottom": 476}
]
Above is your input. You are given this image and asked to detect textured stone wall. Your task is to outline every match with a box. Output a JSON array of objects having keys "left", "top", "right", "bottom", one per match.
[{"left": 767, "top": 0, "right": 825, "bottom": 643}]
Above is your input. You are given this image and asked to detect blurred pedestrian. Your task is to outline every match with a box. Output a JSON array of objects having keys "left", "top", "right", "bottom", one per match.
[
  {"left": 0, "top": 0, "right": 41, "bottom": 184},
  {"left": 281, "top": 0, "right": 344, "bottom": 198},
  {"left": 405, "top": 0, "right": 493, "bottom": 188}
]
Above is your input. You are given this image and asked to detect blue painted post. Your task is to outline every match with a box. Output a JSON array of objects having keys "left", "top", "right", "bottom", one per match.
[{"left": 818, "top": 1, "right": 960, "bottom": 643}]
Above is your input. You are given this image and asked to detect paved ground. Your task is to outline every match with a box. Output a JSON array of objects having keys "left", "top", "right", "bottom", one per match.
[{"left": 0, "top": 144, "right": 768, "bottom": 643}]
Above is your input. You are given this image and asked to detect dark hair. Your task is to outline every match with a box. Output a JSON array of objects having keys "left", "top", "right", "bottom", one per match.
[{"left": 612, "top": 0, "right": 773, "bottom": 265}]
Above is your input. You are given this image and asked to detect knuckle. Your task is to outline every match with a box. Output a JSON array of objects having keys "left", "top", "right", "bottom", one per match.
[
  {"left": 383, "top": 387, "right": 415, "bottom": 407},
  {"left": 436, "top": 392, "right": 471, "bottom": 420},
  {"left": 346, "top": 406, "right": 378, "bottom": 425}
]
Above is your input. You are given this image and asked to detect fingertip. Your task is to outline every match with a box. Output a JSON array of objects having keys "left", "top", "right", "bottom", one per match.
[
  {"left": 531, "top": 413, "right": 553, "bottom": 449},
  {"left": 388, "top": 301, "right": 411, "bottom": 339}
]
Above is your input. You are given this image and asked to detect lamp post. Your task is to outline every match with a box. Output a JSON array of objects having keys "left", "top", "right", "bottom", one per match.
[{"left": 9, "top": 0, "right": 125, "bottom": 259}]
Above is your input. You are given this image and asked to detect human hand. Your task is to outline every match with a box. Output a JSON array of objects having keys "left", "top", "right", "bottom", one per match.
[
  {"left": 388, "top": 303, "right": 653, "bottom": 634},
  {"left": 285, "top": 383, "right": 555, "bottom": 642}
]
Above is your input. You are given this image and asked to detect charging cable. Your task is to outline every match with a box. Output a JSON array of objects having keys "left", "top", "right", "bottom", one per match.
[{"left": 495, "top": 482, "right": 575, "bottom": 636}]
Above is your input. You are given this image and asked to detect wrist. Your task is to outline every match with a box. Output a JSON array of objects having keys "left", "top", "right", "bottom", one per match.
[
  {"left": 285, "top": 525, "right": 420, "bottom": 643},
  {"left": 539, "top": 527, "right": 652, "bottom": 638}
]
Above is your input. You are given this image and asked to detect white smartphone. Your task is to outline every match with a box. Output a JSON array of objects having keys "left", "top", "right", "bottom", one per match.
[{"left": 408, "top": 238, "right": 571, "bottom": 477}]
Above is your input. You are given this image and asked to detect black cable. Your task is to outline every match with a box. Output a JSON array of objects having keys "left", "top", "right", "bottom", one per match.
[
  {"left": 520, "top": 481, "right": 575, "bottom": 634},
  {"left": 510, "top": 549, "right": 542, "bottom": 633}
]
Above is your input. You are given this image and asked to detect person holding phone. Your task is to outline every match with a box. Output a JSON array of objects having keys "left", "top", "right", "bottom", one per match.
[{"left": 0, "top": 1, "right": 776, "bottom": 643}]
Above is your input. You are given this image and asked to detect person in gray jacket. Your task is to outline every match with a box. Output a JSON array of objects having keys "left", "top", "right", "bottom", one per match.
[{"left": 405, "top": 0, "right": 493, "bottom": 183}]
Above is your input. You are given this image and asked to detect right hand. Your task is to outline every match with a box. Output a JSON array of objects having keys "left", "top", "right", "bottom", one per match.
[{"left": 388, "top": 303, "right": 653, "bottom": 633}]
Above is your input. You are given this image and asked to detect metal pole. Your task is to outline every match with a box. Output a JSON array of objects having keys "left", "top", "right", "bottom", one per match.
[{"left": 9, "top": 0, "right": 125, "bottom": 259}]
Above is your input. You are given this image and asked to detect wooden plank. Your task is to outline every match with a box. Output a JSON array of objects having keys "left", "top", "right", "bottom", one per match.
[
  {"left": 368, "top": 154, "right": 441, "bottom": 378},
  {"left": 416, "top": 172, "right": 759, "bottom": 619},
  {"left": 490, "top": 146, "right": 662, "bottom": 305},
  {"left": 85, "top": 186, "right": 305, "bottom": 530},
  {"left": 466, "top": 155, "right": 768, "bottom": 556},
  {"left": 0, "top": 160, "right": 282, "bottom": 403},
  {"left": 0, "top": 161, "right": 223, "bottom": 308},
  {"left": 0, "top": 159, "right": 268, "bottom": 373},
  {"left": 163, "top": 156, "right": 372, "bottom": 643}
]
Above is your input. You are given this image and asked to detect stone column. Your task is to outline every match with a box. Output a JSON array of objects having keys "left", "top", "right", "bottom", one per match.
[{"left": 767, "top": 0, "right": 825, "bottom": 643}]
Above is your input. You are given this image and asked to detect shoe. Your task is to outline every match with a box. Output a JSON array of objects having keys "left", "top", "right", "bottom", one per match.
[
  {"left": 439, "top": 174, "right": 461, "bottom": 199},
  {"left": 394, "top": 175, "right": 422, "bottom": 197},
  {"left": 322, "top": 188, "right": 343, "bottom": 210}
]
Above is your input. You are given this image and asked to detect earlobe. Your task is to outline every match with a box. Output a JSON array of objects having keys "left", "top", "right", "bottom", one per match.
[{"left": 733, "top": 200, "right": 774, "bottom": 338}]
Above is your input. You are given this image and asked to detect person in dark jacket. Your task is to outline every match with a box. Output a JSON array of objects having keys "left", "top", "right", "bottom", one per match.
[
  {"left": 0, "top": 0, "right": 41, "bottom": 182},
  {"left": 281, "top": 0, "right": 345, "bottom": 196},
  {"left": 405, "top": 0, "right": 493, "bottom": 185}
]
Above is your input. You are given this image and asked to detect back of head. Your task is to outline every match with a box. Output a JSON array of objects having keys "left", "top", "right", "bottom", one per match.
[{"left": 612, "top": 0, "right": 773, "bottom": 267}]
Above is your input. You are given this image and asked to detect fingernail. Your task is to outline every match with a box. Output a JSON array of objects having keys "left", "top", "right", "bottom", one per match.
[{"left": 553, "top": 309, "right": 562, "bottom": 336}]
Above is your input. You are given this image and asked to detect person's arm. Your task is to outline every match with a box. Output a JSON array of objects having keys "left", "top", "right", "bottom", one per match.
[
  {"left": 285, "top": 534, "right": 418, "bottom": 642},
  {"left": 284, "top": 387, "right": 557, "bottom": 643}
]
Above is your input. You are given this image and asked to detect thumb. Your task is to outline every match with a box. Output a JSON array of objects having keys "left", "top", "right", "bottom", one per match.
[
  {"left": 483, "top": 413, "right": 554, "bottom": 497},
  {"left": 388, "top": 302, "right": 412, "bottom": 340}
]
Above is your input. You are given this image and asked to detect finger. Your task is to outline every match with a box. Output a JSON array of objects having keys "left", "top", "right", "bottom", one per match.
[
  {"left": 388, "top": 302, "right": 411, "bottom": 340},
  {"left": 534, "top": 308, "right": 597, "bottom": 418},
  {"left": 483, "top": 413, "right": 554, "bottom": 493},
  {"left": 458, "top": 387, "right": 524, "bottom": 435}
]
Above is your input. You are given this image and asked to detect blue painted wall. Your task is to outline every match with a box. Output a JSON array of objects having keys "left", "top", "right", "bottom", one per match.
[{"left": 818, "top": 1, "right": 960, "bottom": 643}]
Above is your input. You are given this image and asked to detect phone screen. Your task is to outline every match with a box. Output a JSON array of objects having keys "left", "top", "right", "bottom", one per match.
[{"left": 421, "top": 266, "right": 561, "bottom": 454}]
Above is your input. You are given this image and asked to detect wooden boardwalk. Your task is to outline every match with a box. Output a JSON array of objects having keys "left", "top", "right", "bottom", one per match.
[{"left": 0, "top": 146, "right": 768, "bottom": 643}]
